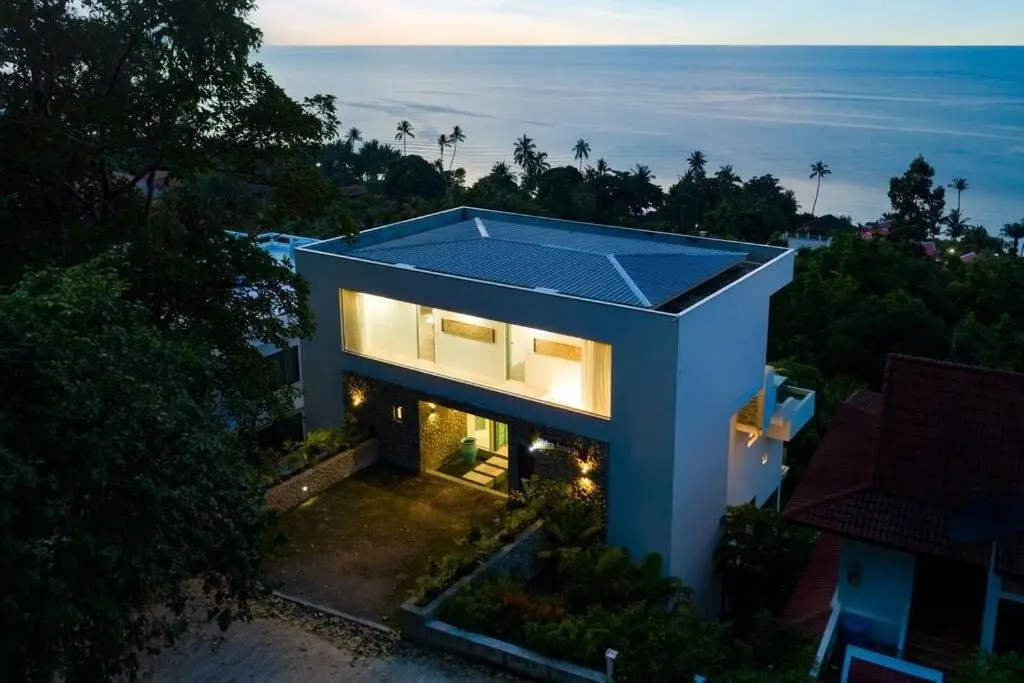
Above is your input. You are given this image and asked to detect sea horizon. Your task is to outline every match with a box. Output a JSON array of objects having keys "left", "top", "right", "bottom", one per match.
[{"left": 260, "top": 45, "right": 1024, "bottom": 229}]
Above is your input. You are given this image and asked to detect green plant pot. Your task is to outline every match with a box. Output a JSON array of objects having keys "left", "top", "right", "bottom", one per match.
[{"left": 459, "top": 437, "right": 478, "bottom": 465}]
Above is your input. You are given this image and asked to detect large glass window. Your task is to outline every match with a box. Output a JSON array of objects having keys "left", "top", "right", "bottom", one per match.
[{"left": 339, "top": 290, "right": 612, "bottom": 418}]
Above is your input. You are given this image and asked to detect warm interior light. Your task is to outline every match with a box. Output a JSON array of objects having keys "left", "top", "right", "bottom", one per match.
[
  {"left": 545, "top": 381, "right": 582, "bottom": 409},
  {"left": 424, "top": 314, "right": 434, "bottom": 325}
]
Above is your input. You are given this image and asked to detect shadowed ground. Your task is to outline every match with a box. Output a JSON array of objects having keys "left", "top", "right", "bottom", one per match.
[{"left": 266, "top": 463, "right": 503, "bottom": 623}]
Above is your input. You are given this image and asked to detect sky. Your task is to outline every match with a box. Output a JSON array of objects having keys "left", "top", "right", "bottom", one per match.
[{"left": 257, "top": 0, "right": 1024, "bottom": 46}]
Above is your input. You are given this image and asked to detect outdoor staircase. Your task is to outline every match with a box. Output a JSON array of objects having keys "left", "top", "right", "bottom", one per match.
[
  {"left": 902, "top": 632, "right": 974, "bottom": 676},
  {"left": 462, "top": 455, "right": 508, "bottom": 489}
]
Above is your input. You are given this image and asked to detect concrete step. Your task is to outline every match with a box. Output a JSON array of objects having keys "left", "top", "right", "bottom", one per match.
[
  {"left": 463, "top": 471, "right": 492, "bottom": 486},
  {"left": 485, "top": 456, "right": 508, "bottom": 470},
  {"left": 474, "top": 463, "right": 504, "bottom": 477}
]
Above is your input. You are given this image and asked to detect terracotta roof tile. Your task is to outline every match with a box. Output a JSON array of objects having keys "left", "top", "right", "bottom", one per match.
[
  {"left": 784, "top": 534, "right": 841, "bottom": 637},
  {"left": 784, "top": 354, "right": 1024, "bottom": 577},
  {"left": 848, "top": 659, "right": 934, "bottom": 683}
]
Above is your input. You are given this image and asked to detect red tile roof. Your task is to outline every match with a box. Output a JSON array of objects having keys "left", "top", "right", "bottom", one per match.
[
  {"left": 785, "top": 355, "right": 1024, "bottom": 576},
  {"left": 848, "top": 658, "right": 934, "bottom": 683},
  {"left": 783, "top": 533, "right": 841, "bottom": 636}
]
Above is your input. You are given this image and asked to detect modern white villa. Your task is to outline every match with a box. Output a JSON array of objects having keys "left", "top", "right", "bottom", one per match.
[{"left": 295, "top": 207, "right": 815, "bottom": 608}]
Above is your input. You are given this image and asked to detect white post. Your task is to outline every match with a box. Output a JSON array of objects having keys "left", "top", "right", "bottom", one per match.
[
  {"left": 605, "top": 648, "right": 618, "bottom": 682},
  {"left": 981, "top": 541, "right": 1000, "bottom": 652}
]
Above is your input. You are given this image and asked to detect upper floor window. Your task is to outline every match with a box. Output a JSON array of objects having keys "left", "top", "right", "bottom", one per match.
[{"left": 339, "top": 289, "right": 611, "bottom": 418}]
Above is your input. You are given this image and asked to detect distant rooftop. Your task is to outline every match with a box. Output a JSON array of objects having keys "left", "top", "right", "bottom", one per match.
[{"left": 305, "top": 208, "right": 786, "bottom": 311}]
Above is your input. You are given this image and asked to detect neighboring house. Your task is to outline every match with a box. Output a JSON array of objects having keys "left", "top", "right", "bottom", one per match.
[
  {"left": 784, "top": 354, "right": 1024, "bottom": 680},
  {"left": 295, "top": 206, "right": 815, "bottom": 608},
  {"left": 229, "top": 230, "right": 321, "bottom": 448}
]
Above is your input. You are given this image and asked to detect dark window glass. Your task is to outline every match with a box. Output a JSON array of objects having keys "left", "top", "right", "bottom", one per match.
[{"left": 268, "top": 346, "right": 300, "bottom": 386}]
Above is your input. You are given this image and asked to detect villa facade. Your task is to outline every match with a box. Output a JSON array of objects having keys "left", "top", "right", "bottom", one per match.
[
  {"left": 784, "top": 355, "right": 1024, "bottom": 680},
  {"left": 296, "top": 207, "right": 815, "bottom": 607}
]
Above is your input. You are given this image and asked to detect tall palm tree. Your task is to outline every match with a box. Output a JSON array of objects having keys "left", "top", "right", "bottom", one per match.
[
  {"left": 436, "top": 134, "right": 449, "bottom": 164},
  {"left": 809, "top": 161, "right": 832, "bottom": 217},
  {"left": 513, "top": 134, "right": 536, "bottom": 171},
  {"left": 394, "top": 120, "right": 415, "bottom": 155},
  {"left": 345, "top": 127, "right": 363, "bottom": 148},
  {"left": 448, "top": 125, "right": 466, "bottom": 170},
  {"left": 573, "top": 139, "right": 591, "bottom": 171},
  {"left": 595, "top": 158, "right": 610, "bottom": 176},
  {"left": 948, "top": 177, "right": 969, "bottom": 213},
  {"left": 687, "top": 150, "right": 707, "bottom": 178},
  {"left": 1002, "top": 220, "right": 1024, "bottom": 256}
]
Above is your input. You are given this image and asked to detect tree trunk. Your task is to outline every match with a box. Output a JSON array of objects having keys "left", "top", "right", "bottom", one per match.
[{"left": 811, "top": 176, "right": 821, "bottom": 217}]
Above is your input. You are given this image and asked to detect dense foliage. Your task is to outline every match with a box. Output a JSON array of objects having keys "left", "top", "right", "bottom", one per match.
[
  {"left": 0, "top": 263, "right": 269, "bottom": 681},
  {"left": 715, "top": 504, "right": 818, "bottom": 624},
  {"left": 1, "top": 0, "right": 343, "bottom": 678},
  {"left": 436, "top": 482, "right": 815, "bottom": 682}
]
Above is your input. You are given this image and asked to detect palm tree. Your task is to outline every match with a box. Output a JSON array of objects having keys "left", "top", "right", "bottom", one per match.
[
  {"left": 436, "top": 134, "right": 449, "bottom": 164},
  {"left": 633, "top": 164, "right": 654, "bottom": 183},
  {"left": 513, "top": 134, "right": 536, "bottom": 171},
  {"left": 345, "top": 127, "right": 363, "bottom": 148},
  {"left": 687, "top": 150, "right": 707, "bottom": 178},
  {"left": 394, "top": 120, "right": 415, "bottom": 155},
  {"left": 532, "top": 151, "right": 551, "bottom": 175},
  {"left": 448, "top": 125, "right": 466, "bottom": 170},
  {"left": 948, "top": 177, "right": 969, "bottom": 214},
  {"left": 1002, "top": 220, "right": 1024, "bottom": 256},
  {"left": 715, "top": 164, "right": 741, "bottom": 187},
  {"left": 573, "top": 139, "right": 591, "bottom": 171},
  {"left": 809, "top": 161, "right": 832, "bottom": 217},
  {"left": 594, "top": 158, "right": 610, "bottom": 176},
  {"left": 941, "top": 209, "right": 970, "bottom": 242}
]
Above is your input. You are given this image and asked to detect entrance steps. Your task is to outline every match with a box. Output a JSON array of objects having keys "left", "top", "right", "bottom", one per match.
[
  {"left": 462, "top": 455, "right": 508, "bottom": 488},
  {"left": 903, "top": 632, "right": 974, "bottom": 676}
]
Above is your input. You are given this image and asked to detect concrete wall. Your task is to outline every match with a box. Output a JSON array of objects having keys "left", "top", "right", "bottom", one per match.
[
  {"left": 671, "top": 251, "right": 794, "bottom": 612},
  {"left": 838, "top": 539, "right": 917, "bottom": 646},
  {"left": 727, "top": 427, "right": 785, "bottom": 508}
]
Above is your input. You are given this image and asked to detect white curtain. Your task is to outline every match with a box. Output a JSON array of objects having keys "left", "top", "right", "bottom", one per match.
[
  {"left": 581, "top": 340, "right": 612, "bottom": 416},
  {"left": 341, "top": 290, "right": 365, "bottom": 354}
]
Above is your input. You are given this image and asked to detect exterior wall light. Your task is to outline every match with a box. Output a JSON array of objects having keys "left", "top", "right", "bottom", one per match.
[
  {"left": 578, "top": 458, "right": 594, "bottom": 475},
  {"left": 530, "top": 438, "right": 551, "bottom": 452},
  {"left": 393, "top": 405, "right": 404, "bottom": 423},
  {"left": 761, "top": 452, "right": 769, "bottom": 465},
  {"left": 846, "top": 560, "right": 863, "bottom": 588},
  {"left": 577, "top": 477, "right": 596, "bottom": 494},
  {"left": 349, "top": 387, "right": 366, "bottom": 408}
]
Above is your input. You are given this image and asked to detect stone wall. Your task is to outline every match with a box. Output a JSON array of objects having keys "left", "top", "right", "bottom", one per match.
[
  {"left": 419, "top": 402, "right": 466, "bottom": 471},
  {"left": 345, "top": 374, "right": 419, "bottom": 470},
  {"left": 346, "top": 372, "right": 608, "bottom": 500},
  {"left": 265, "top": 438, "right": 379, "bottom": 511}
]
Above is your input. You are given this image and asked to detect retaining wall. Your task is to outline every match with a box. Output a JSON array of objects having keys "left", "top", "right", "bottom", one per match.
[{"left": 265, "top": 438, "right": 379, "bottom": 510}]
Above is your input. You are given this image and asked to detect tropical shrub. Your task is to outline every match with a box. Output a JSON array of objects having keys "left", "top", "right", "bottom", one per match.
[
  {"left": 715, "top": 503, "right": 817, "bottom": 622},
  {"left": 954, "top": 650, "right": 1024, "bottom": 683}
]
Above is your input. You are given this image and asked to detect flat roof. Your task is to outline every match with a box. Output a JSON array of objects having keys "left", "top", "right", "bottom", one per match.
[
  {"left": 228, "top": 231, "right": 321, "bottom": 272},
  {"left": 304, "top": 207, "right": 788, "bottom": 310}
]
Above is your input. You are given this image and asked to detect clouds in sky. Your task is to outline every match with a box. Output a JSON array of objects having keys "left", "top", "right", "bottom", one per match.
[{"left": 254, "top": 0, "right": 1024, "bottom": 46}]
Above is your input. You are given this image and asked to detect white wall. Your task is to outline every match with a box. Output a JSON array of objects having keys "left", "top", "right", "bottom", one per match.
[
  {"left": 362, "top": 293, "right": 418, "bottom": 361},
  {"left": 727, "top": 428, "right": 785, "bottom": 508},
  {"left": 434, "top": 309, "right": 507, "bottom": 381},
  {"left": 839, "top": 540, "right": 917, "bottom": 646},
  {"left": 672, "top": 251, "right": 794, "bottom": 613}
]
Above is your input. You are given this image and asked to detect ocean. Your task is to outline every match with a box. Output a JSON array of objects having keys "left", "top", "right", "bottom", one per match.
[{"left": 259, "top": 46, "right": 1024, "bottom": 229}]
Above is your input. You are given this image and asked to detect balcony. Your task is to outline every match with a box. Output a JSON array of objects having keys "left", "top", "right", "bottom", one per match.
[{"left": 766, "top": 381, "right": 815, "bottom": 442}]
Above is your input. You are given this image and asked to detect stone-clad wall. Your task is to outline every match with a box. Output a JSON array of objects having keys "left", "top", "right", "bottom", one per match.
[
  {"left": 265, "top": 438, "right": 379, "bottom": 510},
  {"left": 345, "top": 372, "right": 608, "bottom": 499},
  {"left": 420, "top": 402, "right": 466, "bottom": 471}
]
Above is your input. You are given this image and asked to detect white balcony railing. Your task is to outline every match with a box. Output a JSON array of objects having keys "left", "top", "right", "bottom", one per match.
[{"left": 767, "top": 384, "right": 816, "bottom": 442}]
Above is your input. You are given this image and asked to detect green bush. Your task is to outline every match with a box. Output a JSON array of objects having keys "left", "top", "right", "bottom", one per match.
[{"left": 954, "top": 650, "right": 1024, "bottom": 683}]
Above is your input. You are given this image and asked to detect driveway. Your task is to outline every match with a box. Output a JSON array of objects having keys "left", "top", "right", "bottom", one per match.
[
  {"left": 143, "top": 596, "right": 522, "bottom": 683},
  {"left": 266, "top": 463, "right": 503, "bottom": 623}
]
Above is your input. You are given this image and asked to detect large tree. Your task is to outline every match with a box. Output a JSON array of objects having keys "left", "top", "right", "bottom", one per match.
[
  {"left": 0, "top": 0, "right": 346, "bottom": 676},
  {"left": 0, "top": 262, "right": 270, "bottom": 681},
  {"left": 887, "top": 155, "right": 946, "bottom": 241}
]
